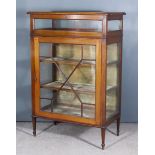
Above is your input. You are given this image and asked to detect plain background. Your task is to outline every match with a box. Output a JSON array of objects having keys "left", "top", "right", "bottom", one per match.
[{"left": 16, "top": 0, "right": 138, "bottom": 122}]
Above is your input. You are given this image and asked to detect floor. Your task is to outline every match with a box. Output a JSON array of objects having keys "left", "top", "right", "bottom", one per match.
[{"left": 16, "top": 122, "right": 137, "bottom": 155}]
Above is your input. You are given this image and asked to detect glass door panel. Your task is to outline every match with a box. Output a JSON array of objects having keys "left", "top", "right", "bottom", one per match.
[
  {"left": 106, "top": 43, "right": 120, "bottom": 120},
  {"left": 39, "top": 43, "right": 96, "bottom": 119}
]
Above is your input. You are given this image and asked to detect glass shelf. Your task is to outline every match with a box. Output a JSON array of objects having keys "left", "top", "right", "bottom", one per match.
[
  {"left": 40, "top": 56, "right": 119, "bottom": 66},
  {"left": 41, "top": 81, "right": 95, "bottom": 94},
  {"left": 40, "top": 98, "right": 117, "bottom": 119},
  {"left": 40, "top": 101, "right": 95, "bottom": 118},
  {"left": 107, "top": 60, "right": 119, "bottom": 65},
  {"left": 41, "top": 80, "right": 117, "bottom": 94},
  {"left": 40, "top": 56, "right": 96, "bottom": 66},
  {"left": 107, "top": 85, "right": 118, "bottom": 91}
]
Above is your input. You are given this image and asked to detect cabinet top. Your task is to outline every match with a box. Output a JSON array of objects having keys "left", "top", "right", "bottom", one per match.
[
  {"left": 28, "top": 11, "right": 125, "bottom": 39},
  {"left": 27, "top": 11, "right": 126, "bottom": 15}
]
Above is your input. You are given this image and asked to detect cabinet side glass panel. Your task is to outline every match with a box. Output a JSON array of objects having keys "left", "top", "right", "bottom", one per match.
[
  {"left": 106, "top": 43, "right": 120, "bottom": 120},
  {"left": 108, "top": 20, "right": 121, "bottom": 31},
  {"left": 39, "top": 43, "right": 96, "bottom": 119},
  {"left": 34, "top": 19, "right": 102, "bottom": 32}
]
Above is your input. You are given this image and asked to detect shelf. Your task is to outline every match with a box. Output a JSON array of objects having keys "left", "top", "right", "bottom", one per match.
[
  {"left": 106, "top": 85, "right": 117, "bottom": 91},
  {"left": 40, "top": 102, "right": 116, "bottom": 119},
  {"left": 41, "top": 103, "right": 95, "bottom": 118},
  {"left": 41, "top": 81, "right": 117, "bottom": 94},
  {"left": 40, "top": 56, "right": 96, "bottom": 66},
  {"left": 107, "top": 60, "right": 119, "bottom": 65},
  {"left": 41, "top": 81, "right": 95, "bottom": 94},
  {"left": 40, "top": 57, "right": 118, "bottom": 66}
]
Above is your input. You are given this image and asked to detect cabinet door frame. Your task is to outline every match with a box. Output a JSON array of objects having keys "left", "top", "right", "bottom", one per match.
[{"left": 32, "top": 36, "right": 102, "bottom": 126}]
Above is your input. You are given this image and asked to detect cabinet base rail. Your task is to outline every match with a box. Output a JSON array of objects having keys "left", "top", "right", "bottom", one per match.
[{"left": 32, "top": 115, "right": 120, "bottom": 150}]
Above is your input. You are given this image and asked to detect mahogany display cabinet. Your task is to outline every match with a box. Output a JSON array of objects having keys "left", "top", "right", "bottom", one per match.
[{"left": 27, "top": 11, "right": 126, "bottom": 149}]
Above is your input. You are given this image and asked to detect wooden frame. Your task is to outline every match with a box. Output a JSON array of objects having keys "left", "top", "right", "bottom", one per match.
[
  {"left": 28, "top": 11, "right": 125, "bottom": 150},
  {"left": 33, "top": 37, "right": 102, "bottom": 126}
]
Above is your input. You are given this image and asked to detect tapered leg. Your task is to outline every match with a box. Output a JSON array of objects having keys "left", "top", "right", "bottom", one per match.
[
  {"left": 32, "top": 116, "right": 36, "bottom": 136},
  {"left": 101, "top": 128, "right": 106, "bottom": 150},
  {"left": 117, "top": 117, "right": 120, "bottom": 136}
]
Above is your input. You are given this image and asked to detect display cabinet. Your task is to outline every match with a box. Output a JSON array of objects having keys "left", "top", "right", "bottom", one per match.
[{"left": 27, "top": 11, "right": 125, "bottom": 149}]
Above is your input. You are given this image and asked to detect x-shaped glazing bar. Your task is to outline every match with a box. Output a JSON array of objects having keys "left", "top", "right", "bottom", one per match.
[{"left": 50, "top": 45, "right": 84, "bottom": 116}]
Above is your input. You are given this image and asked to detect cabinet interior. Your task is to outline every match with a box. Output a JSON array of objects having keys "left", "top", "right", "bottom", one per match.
[{"left": 39, "top": 43, "right": 120, "bottom": 120}]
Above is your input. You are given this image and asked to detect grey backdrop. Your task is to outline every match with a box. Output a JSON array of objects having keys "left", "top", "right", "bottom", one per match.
[{"left": 16, "top": 0, "right": 138, "bottom": 122}]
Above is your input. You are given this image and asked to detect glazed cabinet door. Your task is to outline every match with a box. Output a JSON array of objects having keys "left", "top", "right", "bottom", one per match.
[{"left": 32, "top": 37, "right": 102, "bottom": 126}]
